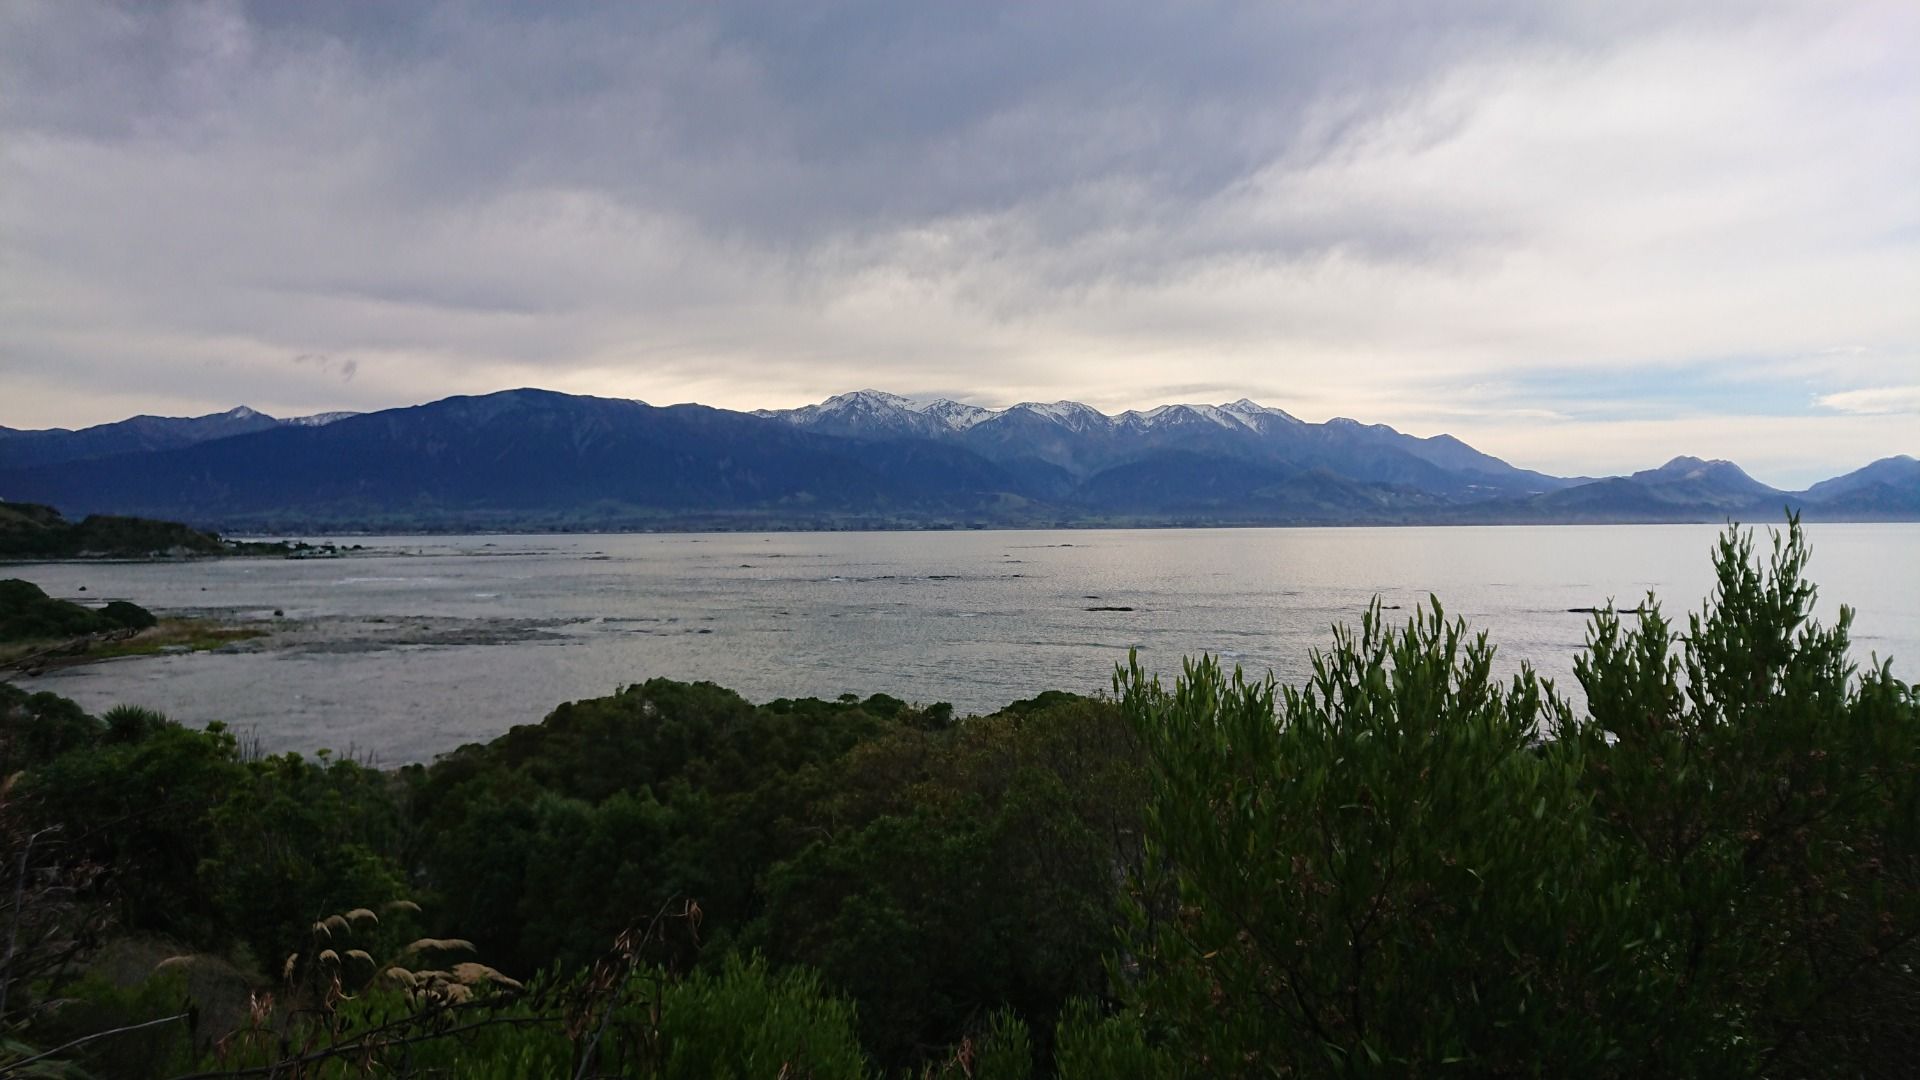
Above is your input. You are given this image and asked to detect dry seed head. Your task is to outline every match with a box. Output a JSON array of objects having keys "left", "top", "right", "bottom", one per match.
[
  {"left": 403, "top": 937, "right": 476, "bottom": 956},
  {"left": 452, "top": 962, "right": 524, "bottom": 990},
  {"left": 154, "top": 955, "right": 196, "bottom": 972},
  {"left": 345, "top": 949, "right": 374, "bottom": 966},
  {"left": 344, "top": 907, "right": 380, "bottom": 926},
  {"left": 383, "top": 899, "right": 423, "bottom": 915},
  {"left": 318, "top": 949, "right": 340, "bottom": 965},
  {"left": 322, "top": 914, "right": 351, "bottom": 935},
  {"left": 283, "top": 953, "right": 300, "bottom": 980}
]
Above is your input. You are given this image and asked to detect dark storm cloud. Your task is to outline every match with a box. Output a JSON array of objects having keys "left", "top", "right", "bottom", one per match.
[{"left": 3, "top": 2, "right": 1612, "bottom": 245}]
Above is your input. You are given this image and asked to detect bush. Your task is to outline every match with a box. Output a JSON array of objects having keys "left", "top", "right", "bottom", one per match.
[
  {"left": 0, "top": 578, "right": 116, "bottom": 642},
  {"left": 655, "top": 954, "right": 869, "bottom": 1079},
  {"left": 1559, "top": 520, "right": 1920, "bottom": 1075},
  {"left": 1117, "top": 603, "right": 1625, "bottom": 1075},
  {"left": 1052, "top": 998, "right": 1178, "bottom": 1080},
  {"left": 0, "top": 680, "right": 104, "bottom": 771},
  {"left": 100, "top": 599, "right": 158, "bottom": 631},
  {"left": 1114, "top": 519, "right": 1920, "bottom": 1077}
]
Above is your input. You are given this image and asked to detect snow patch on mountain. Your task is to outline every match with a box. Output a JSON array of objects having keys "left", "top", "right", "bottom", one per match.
[
  {"left": 286, "top": 411, "right": 360, "bottom": 427},
  {"left": 761, "top": 391, "right": 1306, "bottom": 436}
]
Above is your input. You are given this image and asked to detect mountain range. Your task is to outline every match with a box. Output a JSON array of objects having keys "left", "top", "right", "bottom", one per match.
[
  {"left": 0, "top": 406, "right": 357, "bottom": 471},
  {"left": 0, "top": 388, "right": 1913, "bottom": 531}
]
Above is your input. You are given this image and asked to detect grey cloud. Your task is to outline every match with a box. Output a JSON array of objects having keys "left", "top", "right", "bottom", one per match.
[
  {"left": 0, "top": 0, "right": 1914, "bottom": 484},
  {"left": 5, "top": 2, "right": 1671, "bottom": 246},
  {"left": 291, "top": 353, "right": 358, "bottom": 382}
]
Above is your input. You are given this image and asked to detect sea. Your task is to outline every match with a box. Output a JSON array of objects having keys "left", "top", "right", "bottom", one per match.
[{"left": 11, "top": 523, "right": 1918, "bottom": 764}]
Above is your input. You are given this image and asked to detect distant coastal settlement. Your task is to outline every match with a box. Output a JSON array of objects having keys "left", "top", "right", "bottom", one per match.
[{"left": 0, "top": 520, "right": 1915, "bottom": 1077}]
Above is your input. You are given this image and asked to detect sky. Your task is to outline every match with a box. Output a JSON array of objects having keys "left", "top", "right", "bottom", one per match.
[{"left": 1, "top": 1, "right": 1915, "bottom": 488}]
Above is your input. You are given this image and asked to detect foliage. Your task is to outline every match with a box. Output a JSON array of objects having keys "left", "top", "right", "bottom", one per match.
[
  {"left": 752, "top": 697, "right": 1141, "bottom": 1067},
  {"left": 654, "top": 953, "right": 869, "bottom": 1079},
  {"left": 964, "top": 1010, "right": 1034, "bottom": 1080},
  {"left": 409, "top": 678, "right": 1139, "bottom": 1070},
  {"left": 1114, "top": 518, "right": 1920, "bottom": 1077},
  {"left": 1559, "top": 521, "right": 1920, "bottom": 1075},
  {"left": 411, "top": 679, "right": 904, "bottom": 974},
  {"left": 14, "top": 971, "right": 196, "bottom": 1078},
  {"left": 1050, "top": 998, "right": 1179, "bottom": 1080},
  {"left": 100, "top": 600, "right": 159, "bottom": 631},
  {"left": 11, "top": 706, "right": 406, "bottom": 962},
  {"left": 0, "top": 579, "right": 155, "bottom": 645},
  {"left": 0, "top": 682, "right": 102, "bottom": 773},
  {"left": 1117, "top": 604, "right": 1631, "bottom": 1075},
  {"left": 0, "top": 769, "right": 117, "bottom": 1066},
  {"left": 20, "top": 719, "right": 248, "bottom": 947},
  {"left": 200, "top": 751, "right": 409, "bottom": 965},
  {"left": 1, "top": 517, "right": 1913, "bottom": 1077},
  {"left": 0, "top": 504, "right": 225, "bottom": 559},
  {"left": 174, "top": 941, "right": 865, "bottom": 1079}
]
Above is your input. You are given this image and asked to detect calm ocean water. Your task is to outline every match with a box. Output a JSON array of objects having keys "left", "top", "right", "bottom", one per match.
[{"left": 13, "top": 523, "right": 1919, "bottom": 763}]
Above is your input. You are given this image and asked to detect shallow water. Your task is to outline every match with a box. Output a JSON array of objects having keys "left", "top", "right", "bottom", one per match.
[{"left": 12, "top": 523, "right": 1918, "bottom": 763}]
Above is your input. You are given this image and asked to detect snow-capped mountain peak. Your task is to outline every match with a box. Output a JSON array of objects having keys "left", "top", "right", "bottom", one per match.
[
  {"left": 759, "top": 390, "right": 993, "bottom": 431},
  {"left": 917, "top": 399, "right": 996, "bottom": 431},
  {"left": 1113, "top": 403, "right": 1244, "bottom": 431},
  {"left": 1006, "top": 401, "right": 1107, "bottom": 432},
  {"left": 286, "top": 411, "right": 360, "bottom": 427},
  {"left": 822, "top": 389, "right": 921, "bottom": 413},
  {"left": 1220, "top": 398, "right": 1302, "bottom": 425},
  {"left": 760, "top": 390, "right": 1316, "bottom": 441}
]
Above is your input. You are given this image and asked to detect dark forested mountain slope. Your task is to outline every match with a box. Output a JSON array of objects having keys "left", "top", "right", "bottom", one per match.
[
  {"left": 0, "top": 406, "right": 356, "bottom": 470},
  {"left": 1, "top": 390, "right": 1912, "bottom": 528},
  {"left": 0, "top": 391, "right": 1039, "bottom": 528}
]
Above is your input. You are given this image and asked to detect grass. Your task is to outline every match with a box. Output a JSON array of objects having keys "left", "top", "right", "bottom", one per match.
[
  {"left": 0, "top": 618, "right": 268, "bottom": 672},
  {"left": 87, "top": 619, "right": 268, "bottom": 659}
]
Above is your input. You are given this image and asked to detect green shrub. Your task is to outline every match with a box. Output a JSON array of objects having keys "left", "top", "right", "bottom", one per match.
[
  {"left": 1052, "top": 998, "right": 1179, "bottom": 1080},
  {"left": 964, "top": 1009, "right": 1033, "bottom": 1080},
  {"left": 100, "top": 600, "right": 158, "bottom": 631},
  {"left": 0, "top": 681, "right": 104, "bottom": 771},
  {"left": 18, "top": 971, "right": 195, "bottom": 1079},
  {"left": 0, "top": 578, "right": 115, "bottom": 642},
  {"left": 655, "top": 954, "right": 870, "bottom": 1079},
  {"left": 1117, "top": 602, "right": 1627, "bottom": 1075},
  {"left": 1114, "top": 519, "right": 1920, "bottom": 1077},
  {"left": 1559, "top": 520, "right": 1920, "bottom": 1075}
]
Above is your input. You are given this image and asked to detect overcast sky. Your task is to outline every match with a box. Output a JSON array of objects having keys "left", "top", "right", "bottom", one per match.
[{"left": 2, "top": 1, "right": 1915, "bottom": 486}]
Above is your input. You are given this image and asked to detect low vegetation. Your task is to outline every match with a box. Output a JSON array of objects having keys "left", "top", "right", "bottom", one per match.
[
  {"left": 0, "top": 580, "right": 263, "bottom": 675},
  {"left": 78, "top": 619, "right": 267, "bottom": 662},
  {"left": 0, "top": 578, "right": 156, "bottom": 644},
  {"left": 0, "top": 519, "right": 1912, "bottom": 1077},
  {"left": 0, "top": 502, "right": 227, "bottom": 559},
  {"left": 0, "top": 501, "right": 343, "bottom": 561}
]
